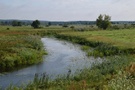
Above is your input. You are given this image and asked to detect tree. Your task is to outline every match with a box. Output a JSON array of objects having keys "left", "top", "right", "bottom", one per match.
[
  {"left": 62, "top": 24, "right": 68, "bottom": 28},
  {"left": 12, "top": 20, "right": 22, "bottom": 26},
  {"left": 17, "top": 22, "right": 22, "bottom": 26},
  {"left": 48, "top": 22, "right": 51, "bottom": 26},
  {"left": 70, "top": 26, "right": 75, "bottom": 29},
  {"left": 31, "top": 20, "right": 40, "bottom": 28},
  {"left": 96, "top": 14, "right": 111, "bottom": 30},
  {"left": 46, "top": 22, "right": 51, "bottom": 27}
]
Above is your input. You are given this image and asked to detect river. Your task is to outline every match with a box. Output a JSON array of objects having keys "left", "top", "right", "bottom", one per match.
[{"left": 0, "top": 37, "right": 102, "bottom": 89}]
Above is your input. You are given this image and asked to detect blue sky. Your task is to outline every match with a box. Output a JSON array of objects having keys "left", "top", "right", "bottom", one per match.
[{"left": 0, "top": 0, "right": 135, "bottom": 21}]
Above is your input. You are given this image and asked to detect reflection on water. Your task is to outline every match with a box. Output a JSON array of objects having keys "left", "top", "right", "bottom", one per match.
[{"left": 0, "top": 38, "right": 102, "bottom": 89}]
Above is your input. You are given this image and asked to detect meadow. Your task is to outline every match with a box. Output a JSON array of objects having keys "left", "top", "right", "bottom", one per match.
[
  {"left": 59, "top": 29, "right": 135, "bottom": 49},
  {"left": 1, "top": 25, "right": 135, "bottom": 89}
]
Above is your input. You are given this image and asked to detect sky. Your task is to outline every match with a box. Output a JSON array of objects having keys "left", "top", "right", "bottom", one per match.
[{"left": 0, "top": 0, "right": 135, "bottom": 21}]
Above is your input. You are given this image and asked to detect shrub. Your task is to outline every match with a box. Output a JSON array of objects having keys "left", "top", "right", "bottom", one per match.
[
  {"left": 70, "top": 26, "right": 75, "bottom": 29},
  {"left": 6, "top": 28, "right": 10, "bottom": 30},
  {"left": 62, "top": 25, "right": 68, "bottom": 28}
]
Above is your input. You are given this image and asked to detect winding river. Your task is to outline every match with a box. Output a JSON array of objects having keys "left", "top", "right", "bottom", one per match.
[{"left": 0, "top": 38, "right": 102, "bottom": 89}]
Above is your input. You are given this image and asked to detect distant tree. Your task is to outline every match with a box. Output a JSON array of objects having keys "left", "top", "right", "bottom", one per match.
[
  {"left": 70, "top": 26, "right": 75, "bottom": 29},
  {"left": 96, "top": 14, "right": 111, "bottom": 30},
  {"left": 12, "top": 21, "right": 18, "bottom": 26},
  {"left": 96, "top": 14, "right": 103, "bottom": 29},
  {"left": 17, "top": 22, "right": 22, "bottom": 26},
  {"left": 31, "top": 20, "right": 40, "bottom": 28},
  {"left": 62, "top": 24, "right": 68, "bottom": 28},
  {"left": 12, "top": 20, "right": 22, "bottom": 26},
  {"left": 7, "top": 28, "right": 10, "bottom": 30},
  {"left": 46, "top": 22, "right": 51, "bottom": 27},
  {"left": 48, "top": 22, "right": 51, "bottom": 26}
]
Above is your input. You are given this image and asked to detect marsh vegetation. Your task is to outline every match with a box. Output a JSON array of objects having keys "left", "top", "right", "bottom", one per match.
[{"left": 0, "top": 25, "right": 135, "bottom": 89}]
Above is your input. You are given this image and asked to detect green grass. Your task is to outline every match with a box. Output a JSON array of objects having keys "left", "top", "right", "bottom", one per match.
[
  {"left": 1, "top": 26, "right": 135, "bottom": 89},
  {"left": 0, "top": 25, "right": 70, "bottom": 72},
  {"left": 5, "top": 55, "right": 135, "bottom": 90},
  {"left": 0, "top": 35, "right": 46, "bottom": 72},
  {"left": 0, "top": 26, "right": 47, "bottom": 72},
  {"left": 52, "top": 28, "right": 135, "bottom": 57},
  {"left": 108, "top": 71, "right": 135, "bottom": 90},
  {"left": 58, "top": 29, "right": 135, "bottom": 49}
]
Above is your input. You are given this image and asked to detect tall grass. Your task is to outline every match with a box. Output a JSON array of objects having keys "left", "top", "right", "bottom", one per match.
[
  {"left": 5, "top": 55, "right": 134, "bottom": 90},
  {"left": 108, "top": 71, "right": 135, "bottom": 90},
  {"left": 0, "top": 34, "right": 46, "bottom": 72}
]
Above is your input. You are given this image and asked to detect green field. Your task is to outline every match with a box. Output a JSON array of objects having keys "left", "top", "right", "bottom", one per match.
[
  {"left": 58, "top": 29, "right": 135, "bottom": 49},
  {"left": 1, "top": 26, "right": 135, "bottom": 89}
]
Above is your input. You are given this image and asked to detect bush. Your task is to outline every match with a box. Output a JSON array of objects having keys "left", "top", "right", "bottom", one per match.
[
  {"left": 62, "top": 25, "right": 68, "bottom": 28},
  {"left": 6, "top": 28, "right": 10, "bottom": 30},
  {"left": 70, "top": 26, "right": 75, "bottom": 29}
]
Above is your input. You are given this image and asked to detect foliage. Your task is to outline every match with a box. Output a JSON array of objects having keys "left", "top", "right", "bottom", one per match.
[
  {"left": 48, "top": 22, "right": 51, "bottom": 26},
  {"left": 96, "top": 14, "right": 111, "bottom": 30},
  {"left": 6, "top": 28, "right": 10, "bottom": 30},
  {"left": 12, "top": 20, "right": 22, "bottom": 26},
  {"left": 31, "top": 20, "right": 40, "bottom": 28},
  {"left": 62, "top": 24, "right": 68, "bottom": 28},
  {"left": 70, "top": 26, "right": 75, "bottom": 29}
]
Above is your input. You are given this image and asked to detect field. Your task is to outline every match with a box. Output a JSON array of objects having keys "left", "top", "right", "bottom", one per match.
[
  {"left": 1, "top": 25, "right": 135, "bottom": 89},
  {"left": 58, "top": 29, "right": 135, "bottom": 49}
]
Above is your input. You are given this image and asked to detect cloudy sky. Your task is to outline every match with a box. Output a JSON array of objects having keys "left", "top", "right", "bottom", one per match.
[{"left": 0, "top": 0, "right": 135, "bottom": 21}]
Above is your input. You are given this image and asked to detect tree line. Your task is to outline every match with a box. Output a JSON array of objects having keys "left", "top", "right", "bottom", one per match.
[
  {"left": 31, "top": 14, "right": 112, "bottom": 29},
  {"left": 1, "top": 14, "right": 135, "bottom": 29}
]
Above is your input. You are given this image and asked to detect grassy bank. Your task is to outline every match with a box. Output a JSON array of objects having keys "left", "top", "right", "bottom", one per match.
[
  {"left": 0, "top": 26, "right": 70, "bottom": 72},
  {"left": 0, "top": 26, "right": 47, "bottom": 72},
  {"left": 5, "top": 55, "right": 135, "bottom": 90},
  {"left": 52, "top": 29, "right": 135, "bottom": 57}
]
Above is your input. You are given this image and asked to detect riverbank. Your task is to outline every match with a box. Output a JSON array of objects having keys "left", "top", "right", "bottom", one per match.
[
  {"left": 54, "top": 30, "right": 135, "bottom": 57},
  {"left": 5, "top": 55, "right": 134, "bottom": 90},
  {"left": 0, "top": 37, "right": 102, "bottom": 89},
  {"left": 1, "top": 26, "right": 135, "bottom": 89},
  {"left": 0, "top": 29, "right": 47, "bottom": 72}
]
